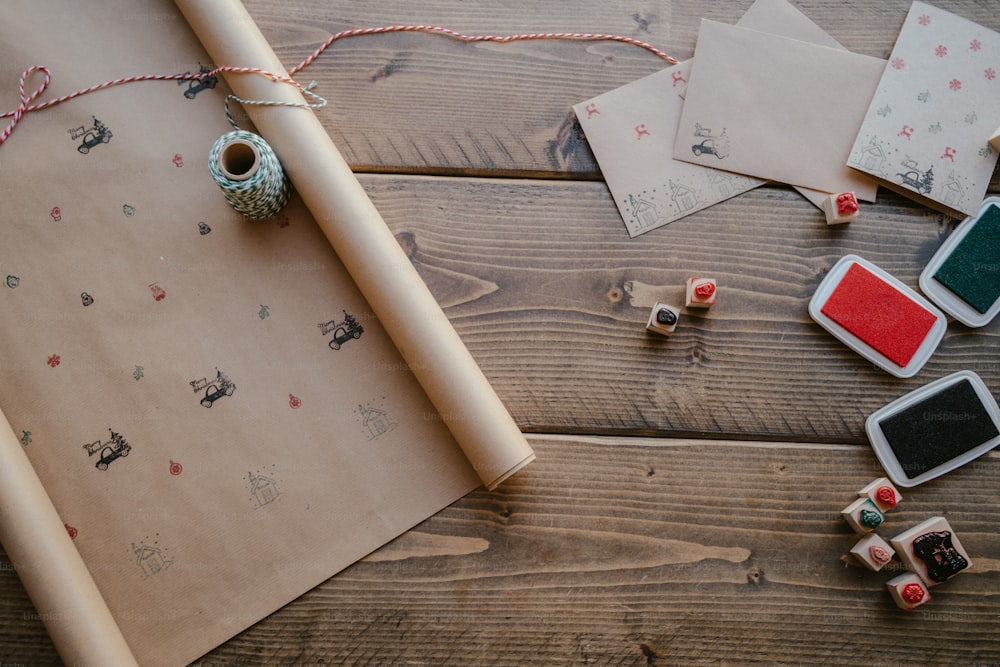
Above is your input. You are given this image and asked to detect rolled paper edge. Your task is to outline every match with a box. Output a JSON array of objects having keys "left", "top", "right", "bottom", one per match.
[
  {"left": 0, "top": 408, "right": 138, "bottom": 666},
  {"left": 175, "top": 0, "right": 534, "bottom": 490}
]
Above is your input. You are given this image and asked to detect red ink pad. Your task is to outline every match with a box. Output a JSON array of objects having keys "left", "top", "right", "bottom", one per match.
[{"left": 809, "top": 255, "right": 946, "bottom": 377}]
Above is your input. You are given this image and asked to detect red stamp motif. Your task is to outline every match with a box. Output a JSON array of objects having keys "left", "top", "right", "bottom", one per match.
[
  {"left": 902, "top": 582, "right": 925, "bottom": 603},
  {"left": 288, "top": 394, "right": 302, "bottom": 409},
  {"left": 47, "top": 354, "right": 61, "bottom": 368},
  {"left": 50, "top": 206, "right": 62, "bottom": 221},
  {"left": 169, "top": 460, "right": 183, "bottom": 476},
  {"left": 65, "top": 524, "right": 78, "bottom": 539},
  {"left": 836, "top": 193, "right": 859, "bottom": 215},
  {"left": 874, "top": 485, "right": 897, "bottom": 508},
  {"left": 148, "top": 283, "right": 166, "bottom": 301},
  {"left": 694, "top": 282, "right": 715, "bottom": 299},
  {"left": 172, "top": 154, "right": 184, "bottom": 167}
]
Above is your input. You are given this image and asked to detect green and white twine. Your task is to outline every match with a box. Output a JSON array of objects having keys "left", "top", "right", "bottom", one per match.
[{"left": 208, "top": 130, "right": 290, "bottom": 220}]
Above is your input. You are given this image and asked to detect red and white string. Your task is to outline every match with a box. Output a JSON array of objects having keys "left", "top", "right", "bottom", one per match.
[
  {"left": 0, "top": 25, "right": 677, "bottom": 146},
  {"left": 289, "top": 25, "right": 678, "bottom": 76}
]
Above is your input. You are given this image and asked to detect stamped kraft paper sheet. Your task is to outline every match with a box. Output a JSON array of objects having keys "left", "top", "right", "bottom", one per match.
[
  {"left": 0, "top": 0, "right": 533, "bottom": 664},
  {"left": 847, "top": 2, "right": 1000, "bottom": 217}
]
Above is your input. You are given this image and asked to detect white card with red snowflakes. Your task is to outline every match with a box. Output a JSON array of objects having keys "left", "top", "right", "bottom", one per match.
[{"left": 848, "top": 2, "right": 1000, "bottom": 217}]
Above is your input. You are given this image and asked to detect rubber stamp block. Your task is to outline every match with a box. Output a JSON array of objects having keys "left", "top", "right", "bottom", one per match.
[
  {"left": 822, "top": 192, "right": 860, "bottom": 224},
  {"left": 858, "top": 478, "right": 902, "bottom": 512},
  {"left": 890, "top": 516, "right": 971, "bottom": 585},
  {"left": 685, "top": 277, "right": 717, "bottom": 308},
  {"left": 850, "top": 533, "right": 896, "bottom": 572},
  {"left": 646, "top": 302, "right": 680, "bottom": 335},
  {"left": 886, "top": 572, "right": 931, "bottom": 611},
  {"left": 990, "top": 126, "right": 1000, "bottom": 153},
  {"left": 841, "top": 497, "right": 885, "bottom": 535}
]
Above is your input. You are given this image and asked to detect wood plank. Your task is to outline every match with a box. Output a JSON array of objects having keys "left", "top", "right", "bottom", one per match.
[
  {"left": 6, "top": 1, "right": 1000, "bottom": 663},
  {"left": 361, "top": 174, "right": 1000, "bottom": 443},
  {"left": 158, "top": 435, "right": 1000, "bottom": 664},
  {"left": 245, "top": 0, "right": 1000, "bottom": 177},
  {"left": 7, "top": 434, "right": 997, "bottom": 664}
]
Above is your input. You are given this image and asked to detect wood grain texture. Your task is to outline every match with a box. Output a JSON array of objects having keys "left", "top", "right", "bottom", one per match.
[
  {"left": 245, "top": 0, "right": 1000, "bottom": 178},
  {"left": 5, "top": 0, "right": 1000, "bottom": 665},
  {"left": 364, "top": 175, "right": 1000, "bottom": 442},
  {"left": 7, "top": 435, "right": 994, "bottom": 666}
]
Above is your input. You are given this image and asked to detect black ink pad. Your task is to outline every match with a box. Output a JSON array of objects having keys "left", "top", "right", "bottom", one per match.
[{"left": 866, "top": 371, "right": 1000, "bottom": 486}]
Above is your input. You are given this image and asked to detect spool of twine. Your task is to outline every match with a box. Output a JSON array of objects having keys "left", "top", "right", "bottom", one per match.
[{"left": 208, "top": 130, "right": 290, "bottom": 219}]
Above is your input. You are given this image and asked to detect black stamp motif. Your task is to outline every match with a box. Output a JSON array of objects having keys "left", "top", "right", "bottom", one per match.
[
  {"left": 190, "top": 368, "right": 236, "bottom": 407},
  {"left": 691, "top": 122, "right": 729, "bottom": 159},
  {"left": 131, "top": 534, "right": 173, "bottom": 579},
  {"left": 178, "top": 64, "right": 217, "bottom": 99},
  {"left": 897, "top": 158, "right": 934, "bottom": 194},
  {"left": 318, "top": 310, "right": 364, "bottom": 350},
  {"left": 83, "top": 428, "right": 131, "bottom": 470},
  {"left": 68, "top": 117, "right": 112, "bottom": 154},
  {"left": 246, "top": 469, "right": 279, "bottom": 508},
  {"left": 358, "top": 402, "right": 396, "bottom": 440},
  {"left": 912, "top": 530, "right": 969, "bottom": 582}
]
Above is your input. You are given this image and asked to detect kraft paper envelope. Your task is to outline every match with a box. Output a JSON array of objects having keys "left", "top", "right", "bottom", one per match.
[
  {"left": 674, "top": 20, "right": 885, "bottom": 200},
  {"left": 847, "top": 2, "right": 1000, "bottom": 217},
  {"left": 575, "top": 0, "right": 867, "bottom": 236},
  {"left": 574, "top": 61, "right": 764, "bottom": 237}
]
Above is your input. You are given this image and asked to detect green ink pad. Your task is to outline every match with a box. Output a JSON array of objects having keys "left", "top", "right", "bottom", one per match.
[
  {"left": 920, "top": 197, "right": 1000, "bottom": 327},
  {"left": 866, "top": 371, "right": 1000, "bottom": 487}
]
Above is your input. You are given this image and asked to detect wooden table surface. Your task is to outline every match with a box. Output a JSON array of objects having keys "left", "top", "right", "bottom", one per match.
[{"left": 3, "top": 1, "right": 1000, "bottom": 664}]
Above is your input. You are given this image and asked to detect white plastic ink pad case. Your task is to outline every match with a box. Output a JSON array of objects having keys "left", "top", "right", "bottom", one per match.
[
  {"left": 919, "top": 196, "right": 1000, "bottom": 328},
  {"left": 865, "top": 370, "right": 1000, "bottom": 487},
  {"left": 809, "top": 255, "right": 947, "bottom": 378}
]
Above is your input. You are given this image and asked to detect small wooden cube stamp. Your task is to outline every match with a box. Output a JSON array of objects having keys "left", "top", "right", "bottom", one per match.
[
  {"left": 890, "top": 516, "right": 970, "bottom": 585},
  {"left": 858, "top": 478, "right": 902, "bottom": 512},
  {"left": 886, "top": 572, "right": 932, "bottom": 611},
  {"left": 685, "top": 277, "right": 717, "bottom": 308},
  {"left": 850, "top": 533, "right": 896, "bottom": 572},
  {"left": 989, "top": 125, "right": 1000, "bottom": 153},
  {"left": 646, "top": 302, "right": 681, "bottom": 335},
  {"left": 822, "top": 192, "right": 860, "bottom": 224},
  {"left": 841, "top": 497, "right": 885, "bottom": 535}
]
